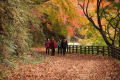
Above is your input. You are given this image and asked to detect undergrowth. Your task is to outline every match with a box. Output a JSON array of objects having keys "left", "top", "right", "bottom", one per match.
[
  {"left": 21, "top": 51, "right": 46, "bottom": 64},
  {"left": 0, "top": 51, "right": 46, "bottom": 80}
]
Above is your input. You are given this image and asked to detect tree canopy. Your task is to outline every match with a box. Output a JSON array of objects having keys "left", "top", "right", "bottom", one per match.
[{"left": 78, "top": 0, "right": 120, "bottom": 46}]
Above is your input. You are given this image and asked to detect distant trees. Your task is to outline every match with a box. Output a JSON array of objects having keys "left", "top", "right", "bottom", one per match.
[
  {"left": 35, "top": 0, "right": 79, "bottom": 39},
  {"left": 78, "top": 0, "right": 120, "bottom": 47}
]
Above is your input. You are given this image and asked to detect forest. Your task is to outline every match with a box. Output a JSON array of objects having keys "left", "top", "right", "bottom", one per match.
[{"left": 0, "top": 0, "right": 120, "bottom": 80}]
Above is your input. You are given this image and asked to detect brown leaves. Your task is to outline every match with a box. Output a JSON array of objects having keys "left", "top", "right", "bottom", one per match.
[{"left": 7, "top": 53, "right": 120, "bottom": 80}]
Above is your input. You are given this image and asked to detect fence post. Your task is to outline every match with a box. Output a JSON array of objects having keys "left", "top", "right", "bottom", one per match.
[
  {"left": 80, "top": 46, "right": 82, "bottom": 54},
  {"left": 118, "top": 48, "right": 120, "bottom": 60},
  {"left": 97, "top": 46, "right": 99, "bottom": 55},
  {"left": 68, "top": 45, "right": 69, "bottom": 53},
  {"left": 92, "top": 46, "right": 94, "bottom": 55},
  {"left": 69, "top": 45, "right": 71, "bottom": 54},
  {"left": 88, "top": 46, "right": 90, "bottom": 54},
  {"left": 112, "top": 46, "right": 115, "bottom": 58},
  {"left": 72, "top": 45, "right": 74, "bottom": 53},
  {"left": 102, "top": 46, "right": 105, "bottom": 56},
  {"left": 111, "top": 46, "right": 113, "bottom": 58},
  {"left": 85, "top": 46, "right": 86, "bottom": 54},
  {"left": 108, "top": 46, "right": 110, "bottom": 56},
  {"left": 76, "top": 45, "right": 78, "bottom": 53},
  {"left": 114, "top": 47, "right": 116, "bottom": 58}
]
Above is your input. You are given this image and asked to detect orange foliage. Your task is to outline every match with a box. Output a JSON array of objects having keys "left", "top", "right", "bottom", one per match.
[
  {"left": 67, "top": 27, "right": 74, "bottom": 36},
  {"left": 70, "top": 19, "right": 80, "bottom": 28},
  {"left": 77, "top": 9, "right": 84, "bottom": 16}
]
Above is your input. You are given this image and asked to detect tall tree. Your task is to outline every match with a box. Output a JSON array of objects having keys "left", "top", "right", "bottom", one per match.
[{"left": 78, "top": 0, "right": 120, "bottom": 46}]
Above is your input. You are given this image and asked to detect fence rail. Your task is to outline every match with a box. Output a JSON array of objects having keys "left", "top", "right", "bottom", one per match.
[{"left": 67, "top": 45, "right": 120, "bottom": 60}]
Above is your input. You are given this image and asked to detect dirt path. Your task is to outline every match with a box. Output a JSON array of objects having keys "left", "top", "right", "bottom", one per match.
[{"left": 8, "top": 48, "right": 120, "bottom": 80}]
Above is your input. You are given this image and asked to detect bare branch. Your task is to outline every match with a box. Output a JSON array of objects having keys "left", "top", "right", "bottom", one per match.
[
  {"left": 97, "top": 0, "right": 102, "bottom": 29},
  {"left": 78, "top": 0, "right": 100, "bottom": 30},
  {"left": 100, "top": 3, "right": 112, "bottom": 17},
  {"left": 99, "top": 0, "right": 102, "bottom": 7},
  {"left": 86, "top": 0, "right": 90, "bottom": 16}
]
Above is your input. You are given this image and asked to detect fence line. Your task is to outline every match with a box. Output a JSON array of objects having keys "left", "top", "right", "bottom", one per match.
[{"left": 67, "top": 45, "right": 120, "bottom": 60}]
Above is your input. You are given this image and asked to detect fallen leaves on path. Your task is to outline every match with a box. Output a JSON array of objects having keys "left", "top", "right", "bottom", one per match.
[{"left": 7, "top": 51, "right": 120, "bottom": 80}]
